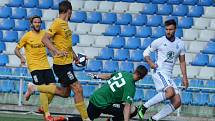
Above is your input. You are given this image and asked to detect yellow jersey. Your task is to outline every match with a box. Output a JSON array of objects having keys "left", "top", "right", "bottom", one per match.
[
  {"left": 16, "top": 30, "right": 50, "bottom": 72},
  {"left": 47, "top": 18, "right": 73, "bottom": 65}
]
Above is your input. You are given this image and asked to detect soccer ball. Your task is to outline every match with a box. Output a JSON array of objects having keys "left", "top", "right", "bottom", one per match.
[{"left": 75, "top": 53, "right": 87, "bottom": 67}]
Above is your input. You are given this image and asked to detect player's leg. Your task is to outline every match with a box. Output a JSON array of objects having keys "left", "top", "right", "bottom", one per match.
[
  {"left": 151, "top": 82, "right": 181, "bottom": 121},
  {"left": 53, "top": 64, "right": 89, "bottom": 120},
  {"left": 39, "top": 69, "right": 71, "bottom": 98},
  {"left": 70, "top": 81, "right": 89, "bottom": 120},
  {"left": 39, "top": 93, "right": 49, "bottom": 116},
  {"left": 25, "top": 82, "right": 72, "bottom": 100},
  {"left": 149, "top": 79, "right": 180, "bottom": 121},
  {"left": 27, "top": 84, "right": 70, "bottom": 97},
  {"left": 29, "top": 70, "right": 55, "bottom": 121},
  {"left": 66, "top": 101, "right": 102, "bottom": 121},
  {"left": 103, "top": 104, "right": 138, "bottom": 121},
  {"left": 87, "top": 101, "right": 102, "bottom": 120},
  {"left": 138, "top": 72, "right": 175, "bottom": 119},
  {"left": 151, "top": 94, "right": 181, "bottom": 121}
]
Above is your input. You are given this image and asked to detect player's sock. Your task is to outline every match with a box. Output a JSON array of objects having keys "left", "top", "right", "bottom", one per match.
[
  {"left": 75, "top": 101, "right": 89, "bottom": 120},
  {"left": 47, "top": 93, "right": 54, "bottom": 104},
  {"left": 39, "top": 92, "right": 50, "bottom": 116},
  {"left": 152, "top": 104, "right": 175, "bottom": 120},
  {"left": 144, "top": 92, "right": 166, "bottom": 108},
  {"left": 36, "top": 84, "right": 56, "bottom": 94}
]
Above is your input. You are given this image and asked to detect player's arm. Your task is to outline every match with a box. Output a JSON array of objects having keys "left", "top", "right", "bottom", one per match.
[
  {"left": 122, "top": 87, "right": 135, "bottom": 121},
  {"left": 179, "top": 54, "right": 189, "bottom": 88},
  {"left": 123, "top": 103, "right": 131, "bottom": 121},
  {"left": 14, "top": 47, "right": 26, "bottom": 66},
  {"left": 42, "top": 33, "right": 58, "bottom": 54},
  {"left": 71, "top": 48, "right": 79, "bottom": 62},
  {"left": 14, "top": 36, "right": 27, "bottom": 66},
  {"left": 42, "top": 33, "right": 68, "bottom": 57},
  {"left": 179, "top": 41, "right": 189, "bottom": 89},
  {"left": 88, "top": 73, "right": 112, "bottom": 80},
  {"left": 42, "top": 21, "right": 68, "bottom": 57},
  {"left": 143, "top": 40, "right": 159, "bottom": 69}
]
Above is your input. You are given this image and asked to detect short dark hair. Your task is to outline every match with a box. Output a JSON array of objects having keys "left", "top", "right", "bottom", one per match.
[
  {"left": 135, "top": 65, "right": 148, "bottom": 79},
  {"left": 165, "top": 19, "right": 177, "bottom": 27},
  {"left": 29, "top": 15, "right": 41, "bottom": 24},
  {"left": 59, "top": 0, "right": 72, "bottom": 14}
]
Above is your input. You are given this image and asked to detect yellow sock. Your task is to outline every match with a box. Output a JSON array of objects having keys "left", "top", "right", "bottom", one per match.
[
  {"left": 75, "top": 101, "right": 89, "bottom": 120},
  {"left": 36, "top": 84, "right": 56, "bottom": 94},
  {"left": 40, "top": 93, "right": 50, "bottom": 116},
  {"left": 47, "top": 93, "right": 54, "bottom": 104}
]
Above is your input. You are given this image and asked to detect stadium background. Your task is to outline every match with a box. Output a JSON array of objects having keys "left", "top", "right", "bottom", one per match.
[{"left": 0, "top": 0, "right": 214, "bottom": 120}]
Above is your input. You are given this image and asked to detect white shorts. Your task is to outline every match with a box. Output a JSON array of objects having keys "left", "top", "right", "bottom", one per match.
[{"left": 152, "top": 71, "right": 179, "bottom": 94}]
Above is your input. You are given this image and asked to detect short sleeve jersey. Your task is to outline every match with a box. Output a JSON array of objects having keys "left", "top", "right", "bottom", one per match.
[
  {"left": 90, "top": 72, "right": 136, "bottom": 108},
  {"left": 144, "top": 36, "right": 186, "bottom": 76},
  {"left": 47, "top": 18, "right": 73, "bottom": 65},
  {"left": 16, "top": 30, "right": 50, "bottom": 72}
]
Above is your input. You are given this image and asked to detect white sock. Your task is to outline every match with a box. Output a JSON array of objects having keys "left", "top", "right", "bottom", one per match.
[
  {"left": 144, "top": 92, "right": 166, "bottom": 108},
  {"left": 152, "top": 104, "right": 175, "bottom": 120}
]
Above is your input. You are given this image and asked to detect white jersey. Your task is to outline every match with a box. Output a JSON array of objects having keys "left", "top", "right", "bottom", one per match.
[{"left": 143, "top": 36, "right": 186, "bottom": 77}]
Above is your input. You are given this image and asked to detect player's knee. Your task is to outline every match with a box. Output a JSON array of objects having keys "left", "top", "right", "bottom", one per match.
[
  {"left": 165, "top": 87, "right": 175, "bottom": 99},
  {"left": 174, "top": 98, "right": 181, "bottom": 109},
  {"left": 73, "top": 85, "right": 83, "bottom": 95},
  {"left": 130, "top": 106, "right": 138, "bottom": 118},
  {"left": 63, "top": 92, "right": 70, "bottom": 98},
  {"left": 171, "top": 96, "right": 181, "bottom": 109}
]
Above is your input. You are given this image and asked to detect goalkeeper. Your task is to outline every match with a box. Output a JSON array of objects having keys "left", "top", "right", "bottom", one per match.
[{"left": 66, "top": 65, "right": 148, "bottom": 121}]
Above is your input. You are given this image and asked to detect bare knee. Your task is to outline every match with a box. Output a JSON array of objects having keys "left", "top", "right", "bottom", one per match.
[
  {"left": 56, "top": 87, "right": 71, "bottom": 98},
  {"left": 63, "top": 87, "right": 71, "bottom": 98},
  {"left": 171, "top": 95, "right": 181, "bottom": 109},
  {"left": 165, "top": 87, "right": 175, "bottom": 99},
  {"left": 71, "top": 82, "right": 83, "bottom": 96}
]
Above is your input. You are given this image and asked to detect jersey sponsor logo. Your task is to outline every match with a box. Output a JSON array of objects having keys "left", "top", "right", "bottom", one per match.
[
  {"left": 108, "top": 73, "right": 126, "bottom": 92},
  {"left": 30, "top": 44, "right": 46, "bottom": 48},
  {"left": 164, "top": 51, "right": 175, "bottom": 63},
  {"left": 65, "top": 29, "right": 72, "bottom": 38},
  {"left": 67, "top": 71, "right": 74, "bottom": 80}
]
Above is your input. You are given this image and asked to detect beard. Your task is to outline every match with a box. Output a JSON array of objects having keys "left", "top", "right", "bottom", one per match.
[
  {"left": 166, "top": 34, "right": 175, "bottom": 41},
  {"left": 32, "top": 26, "right": 41, "bottom": 32}
]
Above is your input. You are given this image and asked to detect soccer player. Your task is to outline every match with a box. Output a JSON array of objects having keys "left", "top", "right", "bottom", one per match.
[
  {"left": 138, "top": 19, "right": 189, "bottom": 121},
  {"left": 41, "top": 1, "right": 89, "bottom": 120},
  {"left": 14, "top": 16, "right": 61, "bottom": 121},
  {"left": 66, "top": 65, "right": 148, "bottom": 121}
]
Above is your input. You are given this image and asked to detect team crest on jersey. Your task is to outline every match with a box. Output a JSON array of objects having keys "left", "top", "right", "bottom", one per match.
[
  {"left": 164, "top": 51, "right": 175, "bottom": 63},
  {"left": 127, "top": 96, "right": 133, "bottom": 102}
]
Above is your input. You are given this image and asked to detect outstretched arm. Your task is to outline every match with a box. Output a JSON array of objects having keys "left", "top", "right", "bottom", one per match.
[{"left": 88, "top": 73, "right": 112, "bottom": 80}]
